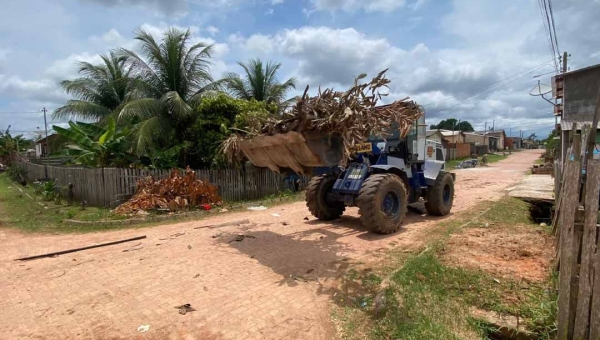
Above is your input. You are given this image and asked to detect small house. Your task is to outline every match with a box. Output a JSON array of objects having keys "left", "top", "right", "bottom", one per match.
[
  {"left": 439, "top": 130, "right": 466, "bottom": 144},
  {"left": 426, "top": 130, "right": 444, "bottom": 144},
  {"left": 475, "top": 130, "right": 506, "bottom": 150}
]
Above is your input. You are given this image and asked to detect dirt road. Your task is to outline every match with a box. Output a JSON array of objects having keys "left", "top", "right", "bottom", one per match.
[{"left": 0, "top": 150, "right": 542, "bottom": 340}]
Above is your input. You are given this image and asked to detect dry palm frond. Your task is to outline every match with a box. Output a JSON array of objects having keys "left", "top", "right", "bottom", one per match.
[
  {"left": 115, "top": 167, "right": 221, "bottom": 215},
  {"left": 221, "top": 69, "right": 423, "bottom": 162}
]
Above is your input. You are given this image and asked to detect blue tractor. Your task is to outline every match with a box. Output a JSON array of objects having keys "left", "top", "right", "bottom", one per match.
[{"left": 239, "top": 113, "right": 455, "bottom": 234}]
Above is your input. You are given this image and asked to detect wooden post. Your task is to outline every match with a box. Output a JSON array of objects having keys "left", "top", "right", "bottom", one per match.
[
  {"left": 557, "top": 160, "right": 582, "bottom": 340},
  {"left": 573, "top": 160, "right": 600, "bottom": 339}
]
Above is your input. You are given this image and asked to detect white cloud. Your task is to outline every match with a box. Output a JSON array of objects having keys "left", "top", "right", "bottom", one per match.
[
  {"left": 190, "top": 36, "right": 230, "bottom": 57},
  {"left": 206, "top": 26, "right": 219, "bottom": 36},
  {"left": 84, "top": 0, "right": 188, "bottom": 16},
  {"left": 265, "top": 8, "right": 274, "bottom": 15},
  {"left": 0, "top": 74, "right": 67, "bottom": 104},
  {"left": 139, "top": 22, "right": 200, "bottom": 39},
  {"left": 44, "top": 53, "right": 104, "bottom": 80},
  {"left": 227, "top": 32, "right": 245, "bottom": 46},
  {"left": 245, "top": 34, "right": 274, "bottom": 53},
  {"left": 310, "top": 0, "right": 406, "bottom": 13},
  {"left": 235, "top": 27, "right": 496, "bottom": 93},
  {"left": 90, "top": 28, "right": 128, "bottom": 47},
  {"left": 0, "top": 48, "right": 10, "bottom": 73},
  {"left": 230, "top": 24, "right": 558, "bottom": 129},
  {"left": 271, "top": 0, "right": 284, "bottom": 4},
  {"left": 410, "top": 0, "right": 427, "bottom": 10},
  {"left": 0, "top": 48, "right": 9, "bottom": 60}
]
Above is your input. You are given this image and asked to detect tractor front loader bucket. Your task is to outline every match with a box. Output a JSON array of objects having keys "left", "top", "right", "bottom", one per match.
[{"left": 238, "top": 131, "right": 344, "bottom": 175}]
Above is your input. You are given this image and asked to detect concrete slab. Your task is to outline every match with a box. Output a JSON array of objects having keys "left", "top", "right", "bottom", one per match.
[{"left": 506, "top": 174, "right": 555, "bottom": 202}]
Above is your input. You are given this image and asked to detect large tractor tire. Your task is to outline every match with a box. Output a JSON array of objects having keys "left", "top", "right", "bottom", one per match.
[
  {"left": 306, "top": 174, "right": 345, "bottom": 220},
  {"left": 425, "top": 172, "right": 454, "bottom": 216},
  {"left": 356, "top": 174, "right": 408, "bottom": 234}
]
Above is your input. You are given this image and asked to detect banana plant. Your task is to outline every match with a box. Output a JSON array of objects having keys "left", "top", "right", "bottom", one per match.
[
  {"left": 53, "top": 117, "right": 134, "bottom": 167},
  {"left": 0, "top": 127, "right": 24, "bottom": 165}
]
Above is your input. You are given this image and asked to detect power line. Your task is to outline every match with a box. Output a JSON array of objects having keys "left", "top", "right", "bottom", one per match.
[
  {"left": 497, "top": 123, "right": 555, "bottom": 130},
  {"left": 547, "top": 0, "right": 560, "bottom": 60},
  {"left": 537, "top": 0, "right": 557, "bottom": 71},
  {"left": 0, "top": 111, "right": 41, "bottom": 114},
  {"left": 422, "top": 58, "right": 557, "bottom": 107},
  {"left": 543, "top": 0, "right": 560, "bottom": 72}
]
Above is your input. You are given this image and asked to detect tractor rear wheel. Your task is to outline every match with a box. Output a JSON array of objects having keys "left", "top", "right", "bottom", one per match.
[
  {"left": 425, "top": 172, "right": 454, "bottom": 216},
  {"left": 357, "top": 174, "right": 408, "bottom": 234},
  {"left": 306, "top": 174, "right": 345, "bottom": 220}
]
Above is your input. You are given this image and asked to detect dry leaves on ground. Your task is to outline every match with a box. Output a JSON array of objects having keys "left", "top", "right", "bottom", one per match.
[{"left": 115, "top": 167, "right": 221, "bottom": 215}]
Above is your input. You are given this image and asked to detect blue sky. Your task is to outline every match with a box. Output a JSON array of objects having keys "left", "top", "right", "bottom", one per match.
[{"left": 1, "top": 0, "right": 599, "bottom": 139}]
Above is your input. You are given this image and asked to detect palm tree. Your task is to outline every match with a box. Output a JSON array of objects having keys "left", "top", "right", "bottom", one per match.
[
  {"left": 118, "top": 27, "right": 219, "bottom": 156},
  {"left": 224, "top": 59, "right": 296, "bottom": 105},
  {"left": 53, "top": 51, "right": 132, "bottom": 121}
]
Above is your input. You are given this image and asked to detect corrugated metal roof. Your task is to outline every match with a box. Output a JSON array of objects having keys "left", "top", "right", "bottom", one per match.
[{"left": 440, "top": 130, "right": 464, "bottom": 136}]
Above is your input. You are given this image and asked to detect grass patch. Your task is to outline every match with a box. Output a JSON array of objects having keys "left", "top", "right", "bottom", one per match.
[
  {"left": 445, "top": 157, "right": 469, "bottom": 171},
  {"left": 0, "top": 173, "right": 127, "bottom": 233},
  {"left": 0, "top": 173, "right": 306, "bottom": 234},
  {"left": 486, "top": 153, "right": 508, "bottom": 164},
  {"left": 446, "top": 152, "right": 509, "bottom": 170},
  {"left": 335, "top": 253, "right": 557, "bottom": 340},
  {"left": 333, "top": 197, "right": 557, "bottom": 340},
  {"left": 474, "top": 196, "right": 533, "bottom": 226}
]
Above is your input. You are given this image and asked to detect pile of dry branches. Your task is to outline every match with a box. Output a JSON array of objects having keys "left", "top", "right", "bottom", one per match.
[
  {"left": 115, "top": 167, "right": 221, "bottom": 215},
  {"left": 221, "top": 69, "right": 423, "bottom": 162}
]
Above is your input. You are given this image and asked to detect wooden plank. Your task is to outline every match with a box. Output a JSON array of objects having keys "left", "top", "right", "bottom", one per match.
[
  {"left": 125, "top": 168, "right": 130, "bottom": 197},
  {"left": 15, "top": 235, "right": 147, "bottom": 261},
  {"left": 574, "top": 160, "right": 600, "bottom": 339},
  {"left": 557, "top": 160, "right": 582, "bottom": 340},
  {"left": 572, "top": 134, "right": 582, "bottom": 161},
  {"left": 590, "top": 248, "right": 600, "bottom": 340},
  {"left": 569, "top": 223, "right": 582, "bottom": 340}
]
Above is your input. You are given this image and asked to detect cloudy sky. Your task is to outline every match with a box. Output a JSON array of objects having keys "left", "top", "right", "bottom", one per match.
[{"left": 1, "top": 0, "right": 599, "bottom": 139}]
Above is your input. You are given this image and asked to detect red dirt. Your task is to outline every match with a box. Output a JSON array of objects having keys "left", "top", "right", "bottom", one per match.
[{"left": 442, "top": 225, "right": 555, "bottom": 282}]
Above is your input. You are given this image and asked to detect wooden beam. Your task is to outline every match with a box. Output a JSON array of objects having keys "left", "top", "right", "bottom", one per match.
[{"left": 15, "top": 236, "right": 147, "bottom": 261}]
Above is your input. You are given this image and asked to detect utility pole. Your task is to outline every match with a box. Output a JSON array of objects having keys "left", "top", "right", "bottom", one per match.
[
  {"left": 42, "top": 107, "right": 49, "bottom": 156},
  {"left": 562, "top": 51, "right": 568, "bottom": 73},
  {"left": 492, "top": 120, "right": 495, "bottom": 132},
  {"left": 483, "top": 121, "right": 487, "bottom": 147}
]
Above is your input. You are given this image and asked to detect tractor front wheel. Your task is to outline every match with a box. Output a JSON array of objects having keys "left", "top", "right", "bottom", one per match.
[
  {"left": 357, "top": 174, "right": 408, "bottom": 234},
  {"left": 306, "top": 174, "right": 345, "bottom": 221},
  {"left": 425, "top": 172, "right": 454, "bottom": 216}
]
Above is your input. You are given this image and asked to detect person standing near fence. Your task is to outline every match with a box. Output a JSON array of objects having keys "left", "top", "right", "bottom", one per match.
[{"left": 284, "top": 170, "right": 300, "bottom": 192}]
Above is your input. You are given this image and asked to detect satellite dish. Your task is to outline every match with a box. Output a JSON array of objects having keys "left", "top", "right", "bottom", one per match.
[{"left": 529, "top": 81, "right": 552, "bottom": 96}]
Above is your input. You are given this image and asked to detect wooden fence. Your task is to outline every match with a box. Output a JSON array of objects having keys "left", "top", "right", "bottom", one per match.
[
  {"left": 19, "top": 162, "right": 308, "bottom": 207},
  {"left": 554, "top": 127, "right": 600, "bottom": 340}
]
